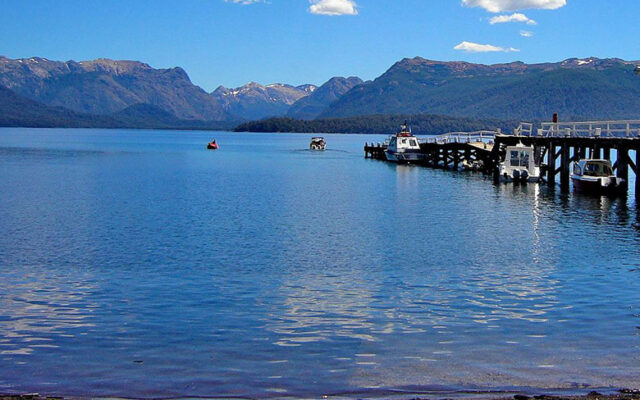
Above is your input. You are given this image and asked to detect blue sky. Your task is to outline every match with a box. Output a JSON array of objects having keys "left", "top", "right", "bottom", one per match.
[{"left": 1, "top": 0, "right": 639, "bottom": 91}]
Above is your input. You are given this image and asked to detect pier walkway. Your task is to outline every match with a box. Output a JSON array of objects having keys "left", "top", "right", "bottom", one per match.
[{"left": 363, "top": 120, "right": 640, "bottom": 197}]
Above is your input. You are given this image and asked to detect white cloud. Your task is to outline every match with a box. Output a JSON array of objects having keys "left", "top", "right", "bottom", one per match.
[
  {"left": 454, "top": 41, "right": 520, "bottom": 53},
  {"left": 520, "top": 30, "right": 534, "bottom": 37},
  {"left": 309, "top": 0, "right": 358, "bottom": 16},
  {"left": 489, "top": 13, "right": 536, "bottom": 25},
  {"left": 462, "top": 0, "right": 566, "bottom": 13}
]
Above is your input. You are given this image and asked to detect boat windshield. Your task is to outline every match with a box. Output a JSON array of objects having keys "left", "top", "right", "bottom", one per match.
[
  {"left": 584, "top": 162, "right": 613, "bottom": 176},
  {"left": 509, "top": 150, "right": 530, "bottom": 167},
  {"left": 573, "top": 163, "right": 582, "bottom": 175}
]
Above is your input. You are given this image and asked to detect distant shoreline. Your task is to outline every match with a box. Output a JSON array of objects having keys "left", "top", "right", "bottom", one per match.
[
  {"left": 1, "top": 111, "right": 518, "bottom": 134},
  {"left": 233, "top": 114, "right": 519, "bottom": 135}
]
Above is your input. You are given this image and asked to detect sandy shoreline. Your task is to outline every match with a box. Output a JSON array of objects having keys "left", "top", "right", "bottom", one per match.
[{"left": 2, "top": 389, "right": 640, "bottom": 400}]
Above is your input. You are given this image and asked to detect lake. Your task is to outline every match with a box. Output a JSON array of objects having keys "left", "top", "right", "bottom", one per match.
[{"left": 1, "top": 128, "right": 639, "bottom": 399}]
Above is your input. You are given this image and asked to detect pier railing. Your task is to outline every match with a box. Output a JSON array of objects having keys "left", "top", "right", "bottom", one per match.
[
  {"left": 513, "top": 120, "right": 640, "bottom": 138},
  {"left": 421, "top": 130, "right": 498, "bottom": 144}
]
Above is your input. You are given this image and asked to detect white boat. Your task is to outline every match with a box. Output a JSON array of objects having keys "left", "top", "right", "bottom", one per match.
[
  {"left": 310, "top": 137, "right": 326, "bottom": 150},
  {"left": 384, "top": 123, "right": 423, "bottom": 163},
  {"left": 571, "top": 159, "right": 624, "bottom": 194},
  {"left": 498, "top": 143, "right": 541, "bottom": 182}
]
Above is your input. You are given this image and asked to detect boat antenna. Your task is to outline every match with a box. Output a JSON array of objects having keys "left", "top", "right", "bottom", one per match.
[{"left": 401, "top": 120, "right": 411, "bottom": 133}]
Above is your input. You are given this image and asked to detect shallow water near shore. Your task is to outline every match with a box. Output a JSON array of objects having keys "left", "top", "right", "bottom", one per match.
[{"left": 0, "top": 128, "right": 639, "bottom": 399}]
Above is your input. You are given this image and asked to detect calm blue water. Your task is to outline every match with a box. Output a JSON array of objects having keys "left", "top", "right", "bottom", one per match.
[{"left": 1, "top": 128, "right": 640, "bottom": 399}]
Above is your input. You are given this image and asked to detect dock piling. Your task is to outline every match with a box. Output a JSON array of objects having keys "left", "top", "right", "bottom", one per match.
[
  {"left": 560, "top": 143, "right": 571, "bottom": 189},
  {"left": 547, "top": 141, "right": 557, "bottom": 186},
  {"left": 617, "top": 147, "right": 629, "bottom": 193},
  {"left": 636, "top": 150, "right": 640, "bottom": 199}
]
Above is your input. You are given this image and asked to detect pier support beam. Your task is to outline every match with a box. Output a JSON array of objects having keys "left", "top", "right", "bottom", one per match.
[
  {"left": 603, "top": 147, "right": 611, "bottom": 161},
  {"left": 547, "top": 142, "right": 556, "bottom": 186},
  {"left": 453, "top": 147, "right": 460, "bottom": 171},
  {"left": 617, "top": 147, "right": 629, "bottom": 194},
  {"left": 560, "top": 142, "right": 571, "bottom": 190},
  {"left": 636, "top": 150, "right": 640, "bottom": 200}
]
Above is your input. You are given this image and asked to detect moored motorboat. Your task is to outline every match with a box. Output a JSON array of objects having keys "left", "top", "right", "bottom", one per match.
[
  {"left": 207, "top": 139, "right": 219, "bottom": 150},
  {"left": 310, "top": 137, "right": 326, "bottom": 150},
  {"left": 571, "top": 159, "right": 623, "bottom": 194},
  {"left": 384, "top": 123, "right": 423, "bottom": 163},
  {"left": 498, "top": 143, "right": 541, "bottom": 182}
]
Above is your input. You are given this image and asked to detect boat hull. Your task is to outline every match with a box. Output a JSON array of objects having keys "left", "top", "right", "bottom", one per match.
[
  {"left": 498, "top": 166, "right": 542, "bottom": 183},
  {"left": 571, "top": 175, "right": 624, "bottom": 195},
  {"left": 499, "top": 173, "right": 542, "bottom": 183},
  {"left": 385, "top": 150, "right": 424, "bottom": 164}
]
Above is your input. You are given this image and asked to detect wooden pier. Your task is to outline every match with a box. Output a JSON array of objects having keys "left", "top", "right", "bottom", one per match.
[{"left": 364, "top": 120, "right": 640, "bottom": 197}]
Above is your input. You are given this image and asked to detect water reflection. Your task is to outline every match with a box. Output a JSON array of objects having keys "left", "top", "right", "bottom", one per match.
[
  {"left": 0, "top": 267, "right": 96, "bottom": 358},
  {"left": 268, "top": 273, "right": 377, "bottom": 346},
  {"left": 1, "top": 130, "right": 640, "bottom": 397}
]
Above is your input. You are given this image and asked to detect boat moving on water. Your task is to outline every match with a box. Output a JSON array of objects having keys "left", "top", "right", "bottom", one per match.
[
  {"left": 571, "top": 159, "right": 624, "bottom": 194},
  {"left": 207, "top": 139, "right": 219, "bottom": 150},
  {"left": 310, "top": 137, "right": 326, "bottom": 150},
  {"left": 385, "top": 123, "right": 423, "bottom": 163},
  {"left": 498, "top": 143, "right": 542, "bottom": 182}
]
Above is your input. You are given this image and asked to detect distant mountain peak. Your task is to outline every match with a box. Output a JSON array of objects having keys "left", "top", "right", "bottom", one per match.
[
  {"left": 77, "top": 58, "right": 154, "bottom": 75},
  {"left": 210, "top": 81, "right": 317, "bottom": 120},
  {"left": 391, "top": 57, "right": 634, "bottom": 73},
  {"left": 212, "top": 85, "right": 228, "bottom": 94},
  {"left": 287, "top": 76, "right": 363, "bottom": 120},
  {"left": 296, "top": 84, "right": 317, "bottom": 93}
]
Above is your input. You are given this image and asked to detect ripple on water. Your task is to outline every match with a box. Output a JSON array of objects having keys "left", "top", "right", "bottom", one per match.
[{"left": 0, "top": 129, "right": 640, "bottom": 398}]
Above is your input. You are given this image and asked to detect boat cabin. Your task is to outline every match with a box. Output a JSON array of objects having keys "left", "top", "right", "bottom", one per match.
[
  {"left": 498, "top": 144, "right": 541, "bottom": 182},
  {"left": 572, "top": 159, "right": 614, "bottom": 177},
  {"left": 384, "top": 123, "right": 423, "bottom": 163},
  {"left": 310, "top": 137, "right": 326, "bottom": 150},
  {"left": 571, "top": 159, "right": 623, "bottom": 194},
  {"left": 388, "top": 135, "right": 420, "bottom": 152}
]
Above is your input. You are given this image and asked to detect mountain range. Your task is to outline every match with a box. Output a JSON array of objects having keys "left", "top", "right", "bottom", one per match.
[
  {"left": 0, "top": 56, "right": 230, "bottom": 121},
  {"left": 319, "top": 57, "right": 640, "bottom": 121},
  {"left": 1, "top": 55, "right": 639, "bottom": 131},
  {"left": 211, "top": 82, "right": 316, "bottom": 120},
  {"left": 0, "top": 84, "right": 232, "bottom": 130}
]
